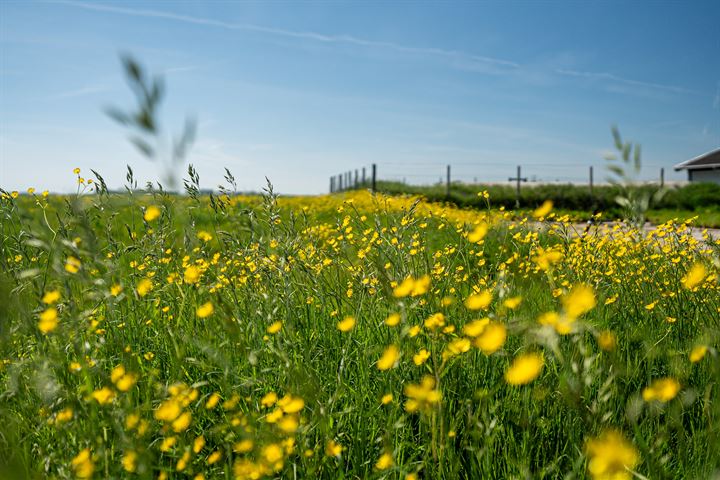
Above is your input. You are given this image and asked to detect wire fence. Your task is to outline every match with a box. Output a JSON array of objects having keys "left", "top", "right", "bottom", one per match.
[{"left": 329, "top": 162, "right": 671, "bottom": 194}]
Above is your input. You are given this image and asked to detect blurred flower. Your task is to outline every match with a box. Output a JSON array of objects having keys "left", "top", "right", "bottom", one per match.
[
  {"left": 144, "top": 205, "right": 161, "bottom": 222},
  {"left": 337, "top": 316, "right": 356, "bottom": 332},
  {"left": 642, "top": 378, "right": 680, "bottom": 402},
  {"left": 71, "top": 448, "right": 94, "bottom": 478},
  {"left": 505, "top": 353, "right": 543, "bottom": 386},
  {"left": 377, "top": 345, "right": 400, "bottom": 370},
  {"left": 682, "top": 263, "right": 706, "bottom": 289},
  {"left": 533, "top": 200, "right": 553, "bottom": 219},
  {"left": 196, "top": 301, "right": 214, "bottom": 318},
  {"left": 585, "top": 430, "right": 639, "bottom": 480},
  {"left": 690, "top": 345, "right": 708, "bottom": 363},
  {"left": 465, "top": 291, "right": 492, "bottom": 310}
]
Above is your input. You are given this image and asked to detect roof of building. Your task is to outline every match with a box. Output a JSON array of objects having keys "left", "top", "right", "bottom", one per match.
[{"left": 674, "top": 148, "right": 720, "bottom": 171}]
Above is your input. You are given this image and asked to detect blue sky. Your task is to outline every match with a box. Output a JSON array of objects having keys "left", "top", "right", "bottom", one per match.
[{"left": 1, "top": 1, "right": 719, "bottom": 194}]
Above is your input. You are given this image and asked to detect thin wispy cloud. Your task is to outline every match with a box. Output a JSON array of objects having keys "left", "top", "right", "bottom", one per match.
[
  {"left": 54, "top": 0, "right": 519, "bottom": 71},
  {"left": 51, "top": 85, "right": 111, "bottom": 99},
  {"left": 556, "top": 68, "right": 700, "bottom": 96}
]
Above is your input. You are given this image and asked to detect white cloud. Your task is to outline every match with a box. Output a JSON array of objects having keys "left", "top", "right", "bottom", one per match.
[
  {"left": 51, "top": 85, "right": 111, "bottom": 99},
  {"left": 556, "top": 68, "right": 700, "bottom": 96},
  {"left": 56, "top": 0, "right": 518, "bottom": 72}
]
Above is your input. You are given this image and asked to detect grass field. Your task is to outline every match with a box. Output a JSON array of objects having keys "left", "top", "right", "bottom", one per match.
[
  {"left": 1, "top": 175, "right": 719, "bottom": 479},
  {"left": 371, "top": 181, "right": 720, "bottom": 228}
]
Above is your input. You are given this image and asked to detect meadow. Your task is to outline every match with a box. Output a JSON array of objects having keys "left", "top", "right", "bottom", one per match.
[{"left": 1, "top": 171, "right": 719, "bottom": 479}]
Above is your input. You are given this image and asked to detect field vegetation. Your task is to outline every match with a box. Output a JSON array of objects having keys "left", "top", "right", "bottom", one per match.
[
  {"left": 1, "top": 172, "right": 719, "bottom": 479},
  {"left": 373, "top": 181, "right": 720, "bottom": 227}
]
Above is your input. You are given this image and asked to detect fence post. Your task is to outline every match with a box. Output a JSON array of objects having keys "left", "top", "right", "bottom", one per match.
[
  {"left": 362, "top": 167, "right": 366, "bottom": 186},
  {"left": 354, "top": 169, "right": 359, "bottom": 188},
  {"left": 660, "top": 167, "right": 665, "bottom": 188},
  {"left": 589, "top": 166, "right": 594, "bottom": 200},
  {"left": 446, "top": 165, "right": 451, "bottom": 197},
  {"left": 330, "top": 176, "right": 334, "bottom": 193},
  {"left": 508, "top": 165, "right": 527, "bottom": 209},
  {"left": 371, "top": 164, "right": 377, "bottom": 193}
]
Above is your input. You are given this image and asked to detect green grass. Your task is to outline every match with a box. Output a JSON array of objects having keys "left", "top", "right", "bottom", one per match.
[
  {"left": 1, "top": 188, "right": 719, "bottom": 479},
  {"left": 370, "top": 180, "right": 720, "bottom": 227}
]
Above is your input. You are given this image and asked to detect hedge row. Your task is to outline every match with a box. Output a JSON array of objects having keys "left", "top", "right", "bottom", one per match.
[{"left": 372, "top": 181, "right": 720, "bottom": 212}]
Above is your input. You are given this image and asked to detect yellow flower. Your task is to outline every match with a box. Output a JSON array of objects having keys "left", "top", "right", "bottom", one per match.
[
  {"left": 463, "top": 318, "right": 490, "bottom": 337},
  {"left": 538, "top": 311, "right": 575, "bottom": 335},
  {"left": 177, "top": 451, "right": 191, "bottom": 471},
  {"left": 278, "top": 394, "right": 305, "bottom": 413},
  {"left": 122, "top": 451, "right": 138, "bottom": 473},
  {"left": 413, "top": 348, "right": 431, "bottom": 366},
  {"left": 155, "top": 399, "right": 182, "bottom": 421},
  {"left": 171, "top": 411, "right": 192, "bottom": 432},
  {"left": 503, "top": 296, "right": 522, "bottom": 309},
  {"left": 504, "top": 353, "right": 543, "bottom": 386},
  {"left": 205, "top": 392, "right": 221, "bottom": 409},
  {"left": 465, "top": 290, "right": 492, "bottom": 310},
  {"left": 404, "top": 376, "right": 441, "bottom": 413},
  {"left": 197, "top": 230, "right": 213, "bottom": 242},
  {"left": 325, "top": 440, "right": 343, "bottom": 457},
  {"left": 38, "top": 307, "right": 59, "bottom": 334},
  {"left": 278, "top": 415, "right": 299, "bottom": 433},
  {"left": 682, "top": 262, "right": 706, "bottom": 289},
  {"left": 263, "top": 443, "right": 284, "bottom": 464},
  {"left": 532, "top": 200, "right": 553, "bottom": 219},
  {"left": 393, "top": 275, "right": 430, "bottom": 298},
  {"left": 111, "top": 365, "right": 137, "bottom": 392},
  {"left": 385, "top": 313, "right": 401, "bottom": 327},
  {"left": 690, "top": 345, "right": 708, "bottom": 363},
  {"left": 193, "top": 436, "right": 206, "bottom": 453},
  {"left": 562, "top": 284, "right": 596, "bottom": 319},
  {"left": 337, "top": 316, "right": 356, "bottom": 332},
  {"left": 196, "top": 301, "right": 214, "bottom": 318},
  {"left": 377, "top": 345, "right": 400, "bottom": 370},
  {"left": 267, "top": 321, "right": 282, "bottom": 334},
  {"left": 375, "top": 452, "right": 394, "bottom": 470},
  {"left": 424, "top": 312, "right": 445, "bottom": 330},
  {"left": 585, "top": 430, "right": 639, "bottom": 480},
  {"left": 473, "top": 322, "right": 506, "bottom": 355},
  {"left": 644, "top": 301, "right": 657, "bottom": 311},
  {"left": 532, "top": 248, "right": 563, "bottom": 270},
  {"left": 381, "top": 393, "right": 393, "bottom": 404},
  {"left": 443, "top": 338, "right": 471, "bottom": 360},
  {"left": 597, "top": 331, "right": 617, "bottom": 351},
  {"left": 110, "top": 284, "right": 123, "bottom": 296},
  {"left": 184, "top": 265, "right": 201, "bottom": 284},
  {"left": 55, "top": 407, "right": 73, "bottom": 424},
  {"left": 207, "top": 450, "right": 222, "bottom": 464},
  {"left": 64, "top": 256, "right": 81, "bottom": 274},
  {"left": 71, "top": 448, "right": 94, "bottom": 479},
  {"left": 73, "top": 167, "right": 81, "bottom": 175},
  {"left": 42, "top": 290, "right": 61, "bottom": 304},
  {"left": 91, "top": 386, "right": 115, "bottom": 405},
  {"left": 144, "top": 205, "right": 161, "bottom": 222},
  {"left": 642, "top": 378, "right": 680, "bottom": 402},
  {"left": 234, "top": 439, "right": 254, "bottom": 453},
  {"left": 136, "top": 278, "right": 153, "bottom": 297},
  {"left": 467, "top": 222, "right": 488, "bottom": 243},
  {"left": 261, "top": 392, "right": 278, "bottom": 407}
]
